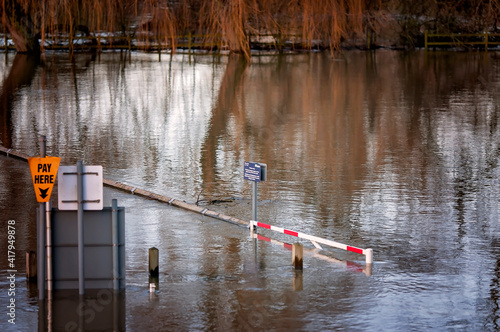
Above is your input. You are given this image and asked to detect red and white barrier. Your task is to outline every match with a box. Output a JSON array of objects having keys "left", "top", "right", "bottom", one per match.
[
  {"left": 251, "top": 232, "right": 371, "bottom": 275},
  {"left": 249, "top": 220, "right": 373, "bottom": 264}
]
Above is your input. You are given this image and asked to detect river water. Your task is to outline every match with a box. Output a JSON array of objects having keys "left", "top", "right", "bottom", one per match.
[{"left": 1, "top": 49, "right": 500, "bottom": 331}]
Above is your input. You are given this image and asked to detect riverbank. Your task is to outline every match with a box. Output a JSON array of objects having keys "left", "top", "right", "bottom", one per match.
[
  {"left": 2, "top": 32, "right": 499, "bottom": 58},
  {"left": 0, "top": 31, "right": 393, "bottom": 54}
]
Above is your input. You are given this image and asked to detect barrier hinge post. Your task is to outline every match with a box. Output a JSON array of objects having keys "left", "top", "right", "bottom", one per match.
[{"left": 365, "top": 248, "right": 373, "bottom": 264}]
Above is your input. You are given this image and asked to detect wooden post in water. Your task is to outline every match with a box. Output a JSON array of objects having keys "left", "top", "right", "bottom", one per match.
[
  {"left": 293, "top": 270, "right": 303, "bottom": 291},
  {"left": 26, "top": 250, "right": 37, "bottom": 282},
  {"left": 149, "top": 247, "right": 159, "bottom": 277},
  {"left": 292, "top": 243, "right": 303, "bottom": 270}
]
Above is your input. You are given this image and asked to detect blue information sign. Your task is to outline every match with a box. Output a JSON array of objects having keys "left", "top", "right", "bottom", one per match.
[{"left": 244, "top": 162, "right": 262, "bottom": 182}]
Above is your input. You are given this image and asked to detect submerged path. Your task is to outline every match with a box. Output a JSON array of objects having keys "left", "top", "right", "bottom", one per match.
[{"left": 0, "top": 145, "right": 249, "bottom": 227}]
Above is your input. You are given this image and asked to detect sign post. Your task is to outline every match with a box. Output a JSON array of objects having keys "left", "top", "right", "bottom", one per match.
[
  {"left": 38, "top": 136, "right": 46, "bottom": 301},
  {"left": 243, "top": 161, "right": 267, "bottom": 222},
  {"left": 77, "top": 161, "right": 85, "bottom": 295},
  {"left": 244, "top": 161, "right": 266, "bottom": 264},
  {"left": 28, "top": 135, "right": 61, "bottom": 300}
]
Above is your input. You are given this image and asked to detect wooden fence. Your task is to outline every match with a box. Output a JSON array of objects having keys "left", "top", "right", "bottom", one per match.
[
  {"left": 425, "top": 31, "right": 500, "bottom": 50},
  {"left": 0, "top": 32, "right": 307, "bottom": 53}
]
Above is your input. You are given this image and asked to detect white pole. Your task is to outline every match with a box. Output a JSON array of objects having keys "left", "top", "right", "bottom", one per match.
[
  {"left": 252, "top": 181, "right": 258, "bottom": 221},
  {"left": 45, "top": 201, "right": 52, "bottom": 295},
  {"left": 111, "top": 199, "right": 119, "bottom": 290},
  {"left": 365, "top": 248, "right": 373, "bottom": 264}
]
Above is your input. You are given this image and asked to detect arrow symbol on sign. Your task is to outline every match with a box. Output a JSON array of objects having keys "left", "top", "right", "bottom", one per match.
[{"left": 39, "top": 187, "right": 49, "bottom": 199}]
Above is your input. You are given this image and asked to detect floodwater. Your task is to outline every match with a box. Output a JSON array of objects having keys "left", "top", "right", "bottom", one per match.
[{"left": 1, "top": 49, "right": 500, "bottom": 331}]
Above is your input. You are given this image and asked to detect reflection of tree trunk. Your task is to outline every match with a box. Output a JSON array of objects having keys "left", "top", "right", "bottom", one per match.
[
  {"left": 0, "top": 54, "right": 39, "bottom": 148},
  {"left": 490, "top": 250, "right": 500, "bottom": 330},
  {"left": 200, "top": 54, "right": 248, "bottom": 195}
]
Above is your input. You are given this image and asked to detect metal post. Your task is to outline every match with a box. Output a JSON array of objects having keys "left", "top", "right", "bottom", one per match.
[
  {"left": 364, "top": 263, "right": 373, "bottom": 277},
  {"left": 250, "top": 171, "right": 259, "bottom": 262},
  {"left": 77, "top": 160, "right": 85, "bottom": 295},
  {"left": 38, "top": 135, "right": 46, "bottom": 300},
  {"left": 113, "top": 292, "right": 119, "bottom": 331},
  {"left": 365, "top": 248, "right": 373, "bottom": 264},
  {"left": 112, "top": 199, "right": 119, "bottom": 290},
  {"left": 78, "top": 296, "right": 85, "bottom": 331},
  {"left": 37, "top": 296, "right": 47, "bottom": 331},
  {"left": 46, "top": 201, "right": 52, "bottom": 297},
  {"left": 37, "top": 205, "right": 45, "bottom": 300},
  {"left": 252, "top": 181, "right": 258, "bottom": 222},
  {"left": 47, "top": 288, "right": 53, "bottom": 332}
]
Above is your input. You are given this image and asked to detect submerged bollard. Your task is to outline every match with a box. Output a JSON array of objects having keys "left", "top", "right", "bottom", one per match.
[
  {"left": 26, "top": 250, "right": 37, "bottom": 282},
  {"left": 149, "top": 282, "right": 156, "bottom": 293},
  {"left": 293, "top": 270, "right": 303, "bottom": 291},
  {"left": 149, "top": 247, "right": 159, "bottom": 278},
  {"left": 292, "top": 243, "right": 303, "bottom": 270},
  {"left": 365, "top": 263, "right": 373, "bottom": 277},
  {"left": 365, "top": 248, "right": 373, "bottom": 264}
]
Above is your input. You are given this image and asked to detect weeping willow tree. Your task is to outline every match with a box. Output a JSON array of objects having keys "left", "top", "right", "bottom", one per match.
[
  {"left": 1, "top": 0, "right": 499, "bottom": 56},
  {"left": 394, "top": 0, "right": 500, "bottom": 47},
  {"left": 0, "top": 0, "right": 371, "bottom": 57},
  {"left": 0, "top": 0, "right": 172, "bottom": 53}
]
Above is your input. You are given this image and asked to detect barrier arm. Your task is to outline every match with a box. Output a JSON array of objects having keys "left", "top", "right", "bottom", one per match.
[{"left": 250, "top": 220, "right": 373, "bottom": 264}]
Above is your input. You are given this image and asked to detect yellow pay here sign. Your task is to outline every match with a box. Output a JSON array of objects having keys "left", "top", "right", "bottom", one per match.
[{"left": 28, "top": 156, "right": 61, "bottom": 203}]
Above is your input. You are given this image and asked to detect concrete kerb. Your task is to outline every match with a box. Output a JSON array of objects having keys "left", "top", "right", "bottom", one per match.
[
  {"left": 101, "top": 178, "right": 249, "bottom": 227},
  {"left": 0, "top": 146, "right": 30, "bottom": 161},
  {"left": 0, "top": 145, "right": 249, "bottom": 228}
]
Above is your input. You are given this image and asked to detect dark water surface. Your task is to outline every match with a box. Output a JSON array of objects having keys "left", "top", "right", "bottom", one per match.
[{"left": 1, "top": 50, "right": 500, "bottom": 331}]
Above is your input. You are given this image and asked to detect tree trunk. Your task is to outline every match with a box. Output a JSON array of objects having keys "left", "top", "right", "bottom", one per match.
[
  {"left": 224, "top": 0, "right": 250, "bottom": 60},
  {"left": 4, "top": 24, "right": 40, "bottom": 53},
  {"left": 1, "top": 1, "right": 40, "bottom": 53}
]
